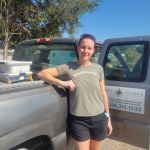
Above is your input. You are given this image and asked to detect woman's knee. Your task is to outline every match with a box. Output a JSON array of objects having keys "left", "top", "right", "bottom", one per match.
[
  {"left": 90, "top": 139, "right": 102, "bottom": 150},
  {"left": 73, "top": 138, "right": 90, "bottom": 150}
]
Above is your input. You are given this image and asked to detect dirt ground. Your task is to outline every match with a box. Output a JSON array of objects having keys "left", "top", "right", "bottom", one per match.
[
  {"left": 66, "top": 138, "right": 147, "bottom": 150},
  {"left": 102, "top": 138, "right": 146, "bottom": 150}
]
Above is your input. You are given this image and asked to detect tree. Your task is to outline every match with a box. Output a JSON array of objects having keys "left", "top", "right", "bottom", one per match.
[
  {"left": 0, "top": 0, "right": 33, "bottom": 59},
  {"left": 0, "top": 0, "right": 101, "bottom": 59}
]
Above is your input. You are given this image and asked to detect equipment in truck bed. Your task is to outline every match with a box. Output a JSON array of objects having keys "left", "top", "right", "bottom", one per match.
[{"left": 0, "top": 60, "right": 32, "bottom": 83}]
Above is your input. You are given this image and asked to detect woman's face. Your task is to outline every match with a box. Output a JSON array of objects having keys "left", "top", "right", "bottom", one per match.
[{"left": 77, "top": 38, "right": 95, "bottom": 62}]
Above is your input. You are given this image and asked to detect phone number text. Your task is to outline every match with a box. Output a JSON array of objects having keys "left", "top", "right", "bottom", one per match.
[{"left": 110, "top": 102, "right": 143, "bottom": 114}]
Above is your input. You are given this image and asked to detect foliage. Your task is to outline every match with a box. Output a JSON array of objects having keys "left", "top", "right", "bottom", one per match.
[{"left": 0, "top": 0, "right": 101, "bottom": 52}]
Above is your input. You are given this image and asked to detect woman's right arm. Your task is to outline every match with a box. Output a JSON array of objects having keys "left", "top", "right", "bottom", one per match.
[
  {"left": 38, "top": 67, "right": 62, "bottom": 85},
  {"left": 37, "top": 68, "right": 75, "bottom": 91}
]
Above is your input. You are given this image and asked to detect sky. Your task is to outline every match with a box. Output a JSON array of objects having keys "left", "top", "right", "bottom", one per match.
[{"left": 66, "top": 0, "right": 150, "bottom": 42}]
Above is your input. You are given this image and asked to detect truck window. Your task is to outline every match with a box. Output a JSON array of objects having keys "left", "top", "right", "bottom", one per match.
[
  {"left": 91, "top": 51, "right": 100, "bottom": 63},
  {"left": 49, "top": 50, "right": 76, "bottom": 67},
  {"left": 14, "top": 44, "right": 76, "bottom": 63},
  {"left": 104, "top": 42, "right": 149, "bottom": 82},
  {"left": 13, "top": 44, "right": 77, "bottom": 71}
]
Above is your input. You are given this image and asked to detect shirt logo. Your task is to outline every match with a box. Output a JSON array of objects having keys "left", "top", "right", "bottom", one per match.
[{"left": 73, "top": 70, "right": 98, "bottom": 78}]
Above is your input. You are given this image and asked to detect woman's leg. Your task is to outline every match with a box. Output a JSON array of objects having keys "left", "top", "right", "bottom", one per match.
[
  {"left": 68, "top": 114, "right": 91, "bottom": 150},
  {"left": 72, "top": 138, "right": 90, "bottom": 150},
  {"left": 89, "top": 113, "right": 108, "bottom": 150},
  {"left": 66, "top": 137, "right": 76, "bottom": 150},
  {"left": 90, "top": 139, "right": 103, "bottom": 150}
]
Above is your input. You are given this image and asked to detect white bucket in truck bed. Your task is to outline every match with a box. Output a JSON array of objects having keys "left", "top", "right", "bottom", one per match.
[
  {"left": 0, "top": 60, "right": 32, "bottom": 83},
  {"left": 0, "top": 60, "right": 32, "bottom": 74}
]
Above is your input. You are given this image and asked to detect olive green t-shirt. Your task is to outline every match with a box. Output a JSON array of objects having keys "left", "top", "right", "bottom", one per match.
[{"left": 56, "top": 62, "right": 105, "bottom": 116}]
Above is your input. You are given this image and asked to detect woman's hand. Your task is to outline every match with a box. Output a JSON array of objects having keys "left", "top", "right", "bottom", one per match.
[
  {"left": 59, "top": 80, "right": 76, "bottom": 91},
  {"left": 107, "top": 118, "right": 113, "bottom": 136}
]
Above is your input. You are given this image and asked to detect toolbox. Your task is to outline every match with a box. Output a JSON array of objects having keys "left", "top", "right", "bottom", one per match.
[{"left": 0, "top": 60, "right": 32, "bottom": 83}]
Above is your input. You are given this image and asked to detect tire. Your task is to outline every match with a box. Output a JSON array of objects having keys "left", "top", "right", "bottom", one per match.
[
  {"left": 11, "top": 136, "right": 53, "bottom": 150},
  {"left": 17, "top": 149, "right": 28, "bottom": 150}
]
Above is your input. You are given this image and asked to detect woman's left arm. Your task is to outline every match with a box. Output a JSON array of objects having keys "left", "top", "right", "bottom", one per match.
[{"left": 99, "top": 79, "right": 113, "bottom": 136}]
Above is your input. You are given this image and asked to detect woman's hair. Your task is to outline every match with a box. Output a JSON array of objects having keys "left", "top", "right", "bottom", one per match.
[{"left": 78, "top": 34, "right": 96, "bottom": 47}]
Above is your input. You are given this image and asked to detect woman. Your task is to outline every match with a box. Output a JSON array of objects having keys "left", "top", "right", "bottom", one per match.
[{"left": 38, "top": 34, "right": 113, "bottom": 150}]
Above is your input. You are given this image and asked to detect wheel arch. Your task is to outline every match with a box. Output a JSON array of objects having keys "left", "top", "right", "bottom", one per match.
[{"left": 10, "top": 135, "right": 54, "bottom": 150}]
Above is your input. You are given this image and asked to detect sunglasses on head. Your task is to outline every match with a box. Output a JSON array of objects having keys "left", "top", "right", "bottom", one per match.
[{"left": 80, "top": 34, "right": 96, "bottom": 41}]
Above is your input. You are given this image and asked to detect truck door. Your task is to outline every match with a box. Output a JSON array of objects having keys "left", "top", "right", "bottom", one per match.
[{"left": 101, "top": 40, "right": 150, "bottom": 149}]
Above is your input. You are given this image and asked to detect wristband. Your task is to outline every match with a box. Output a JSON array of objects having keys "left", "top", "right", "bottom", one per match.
[{"left": 104, "top": 112, "right": 110, "bottom": 118}]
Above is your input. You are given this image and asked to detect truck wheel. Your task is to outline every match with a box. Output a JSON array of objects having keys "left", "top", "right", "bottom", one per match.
[
  {"left": 17, "top": 148, "right": 29, "bottom": 150},
  {"left": 11, "top": 136, "right": 54, "bottom": 150},
  {"left": 14, "top": 142, "right": 53, "bottom": 150},
  {"left": 13, "top": 142, "right": 53, "bottom": 150}
]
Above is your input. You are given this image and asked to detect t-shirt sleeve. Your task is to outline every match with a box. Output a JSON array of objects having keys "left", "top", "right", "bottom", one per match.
[
  {"left": 56, "top": 64, "right": 68, "bottom": 75},
  {"left": 98, "top": 65, "right": 104, "bottom": 80}
]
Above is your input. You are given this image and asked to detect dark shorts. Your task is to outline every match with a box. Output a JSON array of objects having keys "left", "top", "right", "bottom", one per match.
[{"left": 68, "top": 113, "right": 108, "bottom": 142}]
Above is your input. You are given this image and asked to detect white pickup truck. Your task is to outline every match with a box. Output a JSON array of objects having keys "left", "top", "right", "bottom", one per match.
[{"left": 0, "top": 36, "right": 149, "bottom": 150}]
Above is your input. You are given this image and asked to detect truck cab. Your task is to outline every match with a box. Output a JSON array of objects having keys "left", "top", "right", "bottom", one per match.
[{"left": 100, "top": 36, "right": 150, "bottom": 149}]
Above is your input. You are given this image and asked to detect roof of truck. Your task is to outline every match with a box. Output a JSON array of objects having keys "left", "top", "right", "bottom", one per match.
[
  {"left": 104, "top": 35, "right": 150, "bottom": 44},
  {"left": 19, "top": 37, "right": 102, "bottom": 47},
  {"left": 19, "top": 37, "right": 78, "bottom": 45}
]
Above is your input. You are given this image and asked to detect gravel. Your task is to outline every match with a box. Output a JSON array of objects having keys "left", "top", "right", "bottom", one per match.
[{"left": 102, "top": 138, "right": 147, "bottom": 150}]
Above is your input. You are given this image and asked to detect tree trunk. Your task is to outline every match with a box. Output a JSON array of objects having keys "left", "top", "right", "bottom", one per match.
[{"left": 3, "top": 32, "right": 9, "bottom": 60}]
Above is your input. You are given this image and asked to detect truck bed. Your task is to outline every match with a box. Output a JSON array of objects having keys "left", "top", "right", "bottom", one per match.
[
  {"left": 0, "top": 80, "right": 68, "bottom": 150},
  {"left": 0, "top": 80, "right": 45, "bottom": 95}
]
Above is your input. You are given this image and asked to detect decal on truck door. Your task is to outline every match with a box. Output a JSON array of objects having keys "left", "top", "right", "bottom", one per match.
[{"left": 106, "top": 86, "right": 145, "bottom": 114}]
